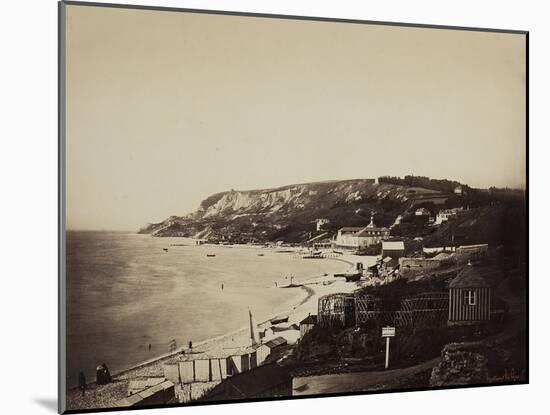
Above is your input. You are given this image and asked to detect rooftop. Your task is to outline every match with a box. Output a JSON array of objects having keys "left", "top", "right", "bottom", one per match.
[
  {"left": 264, "top": 336, "right": 288, "bottom": 349},
  {"left": 357, "top": 227, "right": 388, "bottom": 235},
  {"left": 382, "top": 240, "right": 405, "bottom": 249},
  {"left": 339, "top": 227, "right": 364, "bottom": 232},
  {"left": 300, "top": 315, "right": 318, "bottom": 325},
  {"left": 450, "top": 264, "right": 490, "bottom": 288},
  {"left": 203, "top": 363, "right": 291, "bottom": 400}
]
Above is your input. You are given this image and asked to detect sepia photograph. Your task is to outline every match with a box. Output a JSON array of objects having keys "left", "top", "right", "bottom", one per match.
[{"left": 59, "top": 1, "right": 527, "bottom": 413}]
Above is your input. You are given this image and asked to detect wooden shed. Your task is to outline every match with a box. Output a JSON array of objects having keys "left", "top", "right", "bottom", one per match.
[
  {"left": 382, "top": 240, "right": 406, "bottom": 259},
  {"left": 448, "top": 263, "right": 491, "bottom": 325},
  {"left": 299, "top": 314, "right": 317, "bottom": 338},
  {"left": 256, "top": 336, "right": 288, "bottom": 365}
]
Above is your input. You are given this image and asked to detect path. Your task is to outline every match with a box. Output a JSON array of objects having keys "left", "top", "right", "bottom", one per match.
[{"left": 293, "top": 357, "right": 439, "bottom": 395}]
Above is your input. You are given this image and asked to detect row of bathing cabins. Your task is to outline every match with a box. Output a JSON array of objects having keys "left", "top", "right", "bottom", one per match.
[{"left": 116, "top": 316, "right": 305, "bottom": 406}]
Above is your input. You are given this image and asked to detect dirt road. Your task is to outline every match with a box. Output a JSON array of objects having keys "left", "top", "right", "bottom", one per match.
[{"left": 293, "top": 357, "right": 439, "bottom": 395}]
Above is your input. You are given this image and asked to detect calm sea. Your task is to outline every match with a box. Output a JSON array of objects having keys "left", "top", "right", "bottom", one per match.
[{"left": 66, "top": 231, "right": 346, "bottom": 386}]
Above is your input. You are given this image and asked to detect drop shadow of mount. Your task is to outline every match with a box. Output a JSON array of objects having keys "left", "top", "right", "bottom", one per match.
[{"left": 34, "top": 398, "right": 57, "bottom": 413}]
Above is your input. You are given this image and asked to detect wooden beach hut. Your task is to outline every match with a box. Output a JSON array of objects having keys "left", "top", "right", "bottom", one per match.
[
  {"left": 256, "top": 336, "right": 288, "bottom": 363},
  {"left": 448, "top": 263, "right": 491, "bottom": 326},
  {"left": 164, "top": 356, "right": 229, "bottom": 385},
  {"left": 299, "top": 315, "right": 317, "bottom": 338}
]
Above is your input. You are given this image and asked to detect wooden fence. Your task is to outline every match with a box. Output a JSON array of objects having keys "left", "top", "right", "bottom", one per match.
[{"left": 320, "top": 292, "right": 449, "bottom": 328}]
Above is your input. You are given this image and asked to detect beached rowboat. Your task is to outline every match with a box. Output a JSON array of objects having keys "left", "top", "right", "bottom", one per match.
[{"left": 270, "top": 316, "right": 289, "bottom": 325}]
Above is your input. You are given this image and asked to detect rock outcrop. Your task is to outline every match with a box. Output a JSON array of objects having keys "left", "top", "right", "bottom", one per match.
[{"left": 429, "top": 342, "right": 489, "bottom": 387}]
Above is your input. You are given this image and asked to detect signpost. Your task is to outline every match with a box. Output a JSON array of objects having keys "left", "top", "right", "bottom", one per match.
[{"left": 381, "top": 327, "right": 395, "bottom": 369}]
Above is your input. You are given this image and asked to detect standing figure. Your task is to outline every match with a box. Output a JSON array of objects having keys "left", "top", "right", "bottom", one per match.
[
  {"left": 78, "top": 372, "right": 86, "bottom": 397},
  {"left": 102, "top": 363, "right": 112, "bottom": 383},
  {"left": 96, "top": 365, "right": 104, "bottom": 385}
]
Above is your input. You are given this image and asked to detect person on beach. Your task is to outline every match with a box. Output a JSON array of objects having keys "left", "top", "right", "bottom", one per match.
[
  {"left": 96, "top": 365, "right": 104, "bottom": 385},
  {"left": 102, "top": 363, "right": 112, "bottom": 383},
  {"left": 221, "top": 283, "right": 224, "bottom": 291},
  {"left": 188, "top": 340, "right": 193, "bottom": 350},
  {"left": 148, "top": 343, "right": 151, "bottom": 351},
  {"left": 78, "top": 372, "right": 86, "bottom": 397}
]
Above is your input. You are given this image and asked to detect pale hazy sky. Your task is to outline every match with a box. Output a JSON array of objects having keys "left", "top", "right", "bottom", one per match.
[{"left": 65, "top": 4, "right": 526, "bottom": 231}]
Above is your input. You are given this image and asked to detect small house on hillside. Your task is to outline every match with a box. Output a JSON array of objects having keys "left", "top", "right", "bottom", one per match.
[
  {"left": 435, "top": 208, "right": 463, "bottom": 225},
  {"left": 299, "top": 315, "right": 317, "bottom": 338},
  {"left": 382, "top": 240, "right": 405, "bottom": 258},
  {"left": 256, "top": 336, "right": 288, "bottom": 364},
  {"left": 448, "top": 263, "right": 491, "bottom": 326},
  {"left": 415, "top": 207, "right": 431, "bottom": 216},
  {"left": 315, "top": 218, "right": 330, "bottom": 231}
]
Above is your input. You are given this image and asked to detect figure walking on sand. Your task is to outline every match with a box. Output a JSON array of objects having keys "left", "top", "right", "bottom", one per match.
[
  {"left": 221, "top": 283, "right": 224, "bottom": 291},
  {"left": 102, "top": 363, "right": 112, "bottom": 383},
  {"left": 96, "top": 365, "right": 104, "bottom": 385},
  {"left": 78, "top": 372, "right": 86, "bottom": 397}
]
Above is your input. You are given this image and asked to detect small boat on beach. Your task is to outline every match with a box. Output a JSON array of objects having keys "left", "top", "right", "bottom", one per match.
[
  {"left": 337, "top": 265, "right": 363, "bottom": 281},
  {"left": 270, "top": 316, "right": 289, "bottom": 325},
  {"left": 344, "top": 272, "right": 362, "bottom": 282},
  {"left": 303, "top": 250, "right": 323, "bottom": 259},
  {"left": 206, "top": 254, "right": 216, "bottom": 257},
  {"left": 257, "top": 253, "right": 264, "bottom": 256},
  {"left": 163, "top": 248, "right": 168, "bottom": 252}
]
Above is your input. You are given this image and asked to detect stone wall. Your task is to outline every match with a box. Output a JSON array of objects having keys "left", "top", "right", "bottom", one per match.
[{"left": 399, "top": 257, "right": 443, "bottom": 279}]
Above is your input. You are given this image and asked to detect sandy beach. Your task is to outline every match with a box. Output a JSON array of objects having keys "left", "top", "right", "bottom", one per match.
[{"left": 66, "top": 248, "right": 377, "bottom": 410}]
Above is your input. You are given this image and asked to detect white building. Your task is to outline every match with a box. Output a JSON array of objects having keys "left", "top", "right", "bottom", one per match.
[
  {"left": 415, "top": 207, "right": 431, "bottom": 216},
  {"left": 315, "top": 218, "right": 330, "bottom": 231},
  {"left": 435, "top": 207, "right": 463, "bottom": 225},
  {"left": 335, "top": 214, "right": 389, "bottom": 249}
]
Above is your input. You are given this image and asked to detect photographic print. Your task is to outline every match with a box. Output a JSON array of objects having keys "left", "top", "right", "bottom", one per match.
[{"left": 59, "top": 1, "right": 528, "bottom": 413}]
